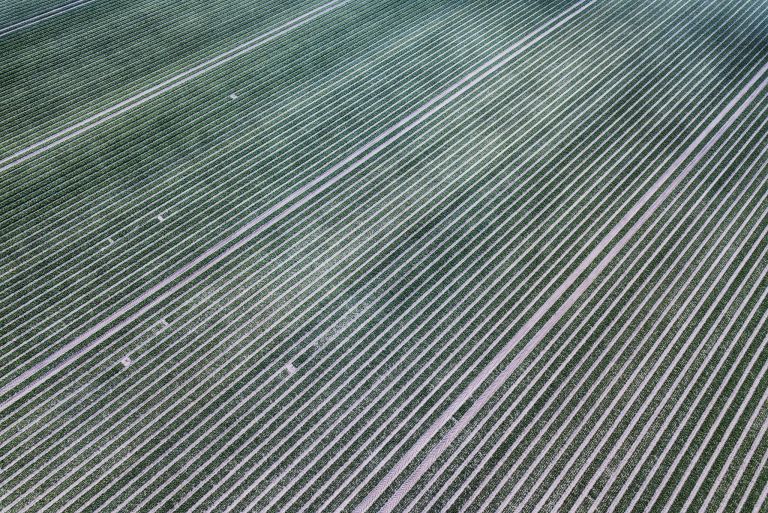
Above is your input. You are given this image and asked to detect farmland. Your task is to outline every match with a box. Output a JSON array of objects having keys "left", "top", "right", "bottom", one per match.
[{"left": 2, "top": 0, "right": 768, "bottom": 511}]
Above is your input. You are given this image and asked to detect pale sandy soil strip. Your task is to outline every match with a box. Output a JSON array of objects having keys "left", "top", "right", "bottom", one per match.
[
  {"left": 127, "top": 75, "right": 655, "bottom": 513},
  {"left": 755, "top": 463, "right": 768, "bottom": 511},
  {"left": 548, "top": 92, "right": 768, "bottom": 512},
  {"left": 733, "top": 432, "right": 768, "bottom": 512},
  {"left": 180, "top": 27, "right": 688, "bottom": 512},
  {"left": 311, "top": 16, "right": 766, "bottom": 510},
  {"left": 0, "top": 9, "right": 664, "bottom": 468},
  {"left": 10, "top": 3, "right": 660, "bottom": 504},
  {"left": 0, "top": 7, "right": 744, "bottom": 508},
  {"left": 0, "top": 0, "right": 584, "bottom": 418},
  {"left": 616, "top": 270, "right": 766, "bottom": 509},
  {"left": 10, "top": 3, "right": 760, "bottom": 508},
  {"left": 571, "top": 245, "right": 768, "bottom": 513},
  {"left": 170, "top": 7, "right": 680, "bottom": 508},
  {"left": 585, "top": 178, "right": 768, "bottom": 512},
  {"left": 755, "top": 469, "right": 768, "bottom": 512},
  {"left": 0, "top": 67, "right": 530, "bottom": 476},
  {"left": 0, "top": 0, "right": 512, "bottom": 384},
  {"left": 0, "top": 0, "right": 469, "bottom": 345},
  {"left": 620, "top": 267, "right": 768, "bottom": 510},
  {"left": 3, "top": 0, "right": 764, "bottom": 508},
  {"left": 358, "top": 38, "right": 768, "bottom": 513},
  {"left": 30, "top": 10, "right": 628, "bottom": 506},
  {"left": 0, "top": 0, "right": 483, "bottom": 265}
]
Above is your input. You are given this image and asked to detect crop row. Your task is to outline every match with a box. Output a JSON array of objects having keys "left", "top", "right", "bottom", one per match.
[
  {"left": 6, "top": 0, "right": 768, "bottom": 510},
  {"left": 5, "top": 0, "right": 768, "bottom": 511}
]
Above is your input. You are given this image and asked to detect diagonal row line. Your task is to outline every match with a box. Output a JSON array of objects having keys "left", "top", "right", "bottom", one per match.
[
  {"left": 492, "top": 77, "right": 768, "bottom": 512},
  {"left": 208, "top": 2, "right": 760, "bottom": 508},
  {"left": 7, "top": 0, "right": 768, "bottom": 508},
  {"left": 582, "top": 136, "right": 768, "bottom": 513}
]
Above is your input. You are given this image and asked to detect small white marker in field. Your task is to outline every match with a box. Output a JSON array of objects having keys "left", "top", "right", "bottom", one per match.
[
  {"left": 120, "top": 356, "right": 132, "bottom": 368},
  {"left": 284, "top": 363, "right": 298, "bottom": 375},
  {"left": 229, "top": 93, "right": 238, "bottom": 100},
  {"left": 106, "top": 237, "right": 114, "bottom": 245},
  {"left": 157, "top": 214, "right": 165, "bottom": 222}
]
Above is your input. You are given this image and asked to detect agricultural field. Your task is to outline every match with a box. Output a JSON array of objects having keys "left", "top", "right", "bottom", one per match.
[{"left": 1, "top": 0, "right": 768, "bottom": 511}]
